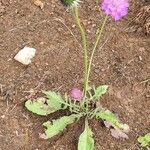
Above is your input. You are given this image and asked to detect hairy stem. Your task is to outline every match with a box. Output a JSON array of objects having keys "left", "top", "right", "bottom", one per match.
[
  {"left": 74, "top": 7, "right": 88, "bottom": 93},
  {"left": 85, "top": 15, "right": 108, "bottom": 95}
]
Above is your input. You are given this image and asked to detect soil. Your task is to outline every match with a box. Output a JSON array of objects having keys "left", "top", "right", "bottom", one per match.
[{"left": 0, "top": 0, "right": 150, "bottom": 150}]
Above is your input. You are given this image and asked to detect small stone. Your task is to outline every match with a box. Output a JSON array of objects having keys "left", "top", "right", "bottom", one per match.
[
  {"left": 1, "top": 115, "right": 5, "bottom": 118},
  {"left": 72, "top": 24, "right": 76, "bottom": 28},
  {"left": 92, "top": 24, "right": 96, "bottom": 27},
  {"left": 40, "top": 41, "right": 44, "bottom": 45},
  {"left": 94, "top": 68, "right": 100, "bottom": 74},
  {"left": 87, "top": 29, "right": 91, "bottom": 33},
  {"left": 14, "top": 47, "right": 36, "bottom": 65},
  {"left": 145, "top": 94, "right": 150, "bottom": 98},
  {"left": 138, "top": 56, "right": 142, "bottom": 61}
]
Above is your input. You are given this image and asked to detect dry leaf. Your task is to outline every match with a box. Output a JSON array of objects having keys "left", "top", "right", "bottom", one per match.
[
  {"left": 103, "top": 121, "right": 113, "bottom": 128},
  {"left": 103, "top": 120, "right": 129, "bottom": 139},
  {"left": 34, "top": 0, "right": 44, "bottom": 9},
  {"left": 110, "top": 128, "right": 129, "bottom": 139}
]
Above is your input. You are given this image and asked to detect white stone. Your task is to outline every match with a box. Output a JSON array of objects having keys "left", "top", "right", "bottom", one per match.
[{"left": 14, "top": 47, "right": 36, "bottom": 65}]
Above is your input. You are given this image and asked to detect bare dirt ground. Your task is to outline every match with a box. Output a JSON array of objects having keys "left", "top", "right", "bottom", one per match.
[{"left": 0, "top": 0, "right": 150, "bottom": 150}]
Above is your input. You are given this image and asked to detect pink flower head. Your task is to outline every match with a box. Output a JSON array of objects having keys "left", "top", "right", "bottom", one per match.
[
  {"left": 101, "top": 0, "right": 129, "bottom": 21},
  {"left": 70, "top": 88, "right": 83, "bottom": 101}
]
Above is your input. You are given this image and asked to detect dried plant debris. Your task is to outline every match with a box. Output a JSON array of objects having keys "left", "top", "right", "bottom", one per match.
[
  {"left": 126, "top": 4, "right": 150, "bottom": 35},
  {"left": 33, "top": 0, "right": 44, "bottom": 9},
  {"left": 110, "top": 128, "right": 129, "bottom": 140},
  {"left": 103, "top": 120, "right": 129, "bottom": 140}
]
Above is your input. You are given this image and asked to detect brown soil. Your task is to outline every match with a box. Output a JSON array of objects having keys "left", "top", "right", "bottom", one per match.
[{"left": 0, "top": 0, "right": 150, "bottom": 150}]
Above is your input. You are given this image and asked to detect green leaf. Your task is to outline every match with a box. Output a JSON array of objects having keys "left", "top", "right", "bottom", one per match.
[
  {"left": 78, "top": 120, "right": 94, "bottom": 150},
  {"left": 42, "top": 114, "right": 81, "bottom": 139},
  {"left": 138, "top": 133, "right": 150, "bottom": 147},
  {"left": 93, "top": 85, "right": 108, "bottom": 100},
  {"left": 43, "top": 91, "right": 64, "bottom": 110},
  {"left": 96, "top": 109, "right": 129, "bottom": 130},
  {"left": 25, "top": 98, "right": 58, "bottom": 116},
  {"left": 61, "top": 0, "right": 80, "bottom": 7}
]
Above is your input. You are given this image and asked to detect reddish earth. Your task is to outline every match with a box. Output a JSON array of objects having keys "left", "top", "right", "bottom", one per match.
[{"left": 0, "top": 0, "right": 149, "bottom": 150}]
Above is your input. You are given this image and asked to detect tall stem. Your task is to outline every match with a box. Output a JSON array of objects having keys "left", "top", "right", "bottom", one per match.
[
  {"left": 74, "top": 7, "right": 88, "bottom": 92},
  {"left": 85, "top": 15, "right": 108, "bottom": 95}
]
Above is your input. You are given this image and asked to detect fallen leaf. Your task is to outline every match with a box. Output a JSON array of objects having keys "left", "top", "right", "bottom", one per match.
[
  {"left": 34, "top": 0, "right": 44, "bottom": 9},
  {"left": 103, "top": 120, "right": 113, "bottom": 128},
  {"left": 110, "top": 128, "right": 129, "bottom": 139}
]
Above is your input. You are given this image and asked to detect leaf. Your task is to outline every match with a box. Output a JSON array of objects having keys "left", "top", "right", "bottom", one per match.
[
  {"left": 96, "top": 109, "right": 129, "bottom": 140},
  {"left": 110, "top": 128, "right": 129, "bottom": 139},
  {"left": 25, "top": 91, "right": 66, "bottom": 116},
  {"left": 25, "top": 97, "right": 58, "bottom": 116},
  {"left": 96, "top": 109, "right": 129, "bottom": 131},
  {"left": 78, "top": 120, "right": 94, "bottom": 150},
  {"left": 138, "top": 133, "right": 150, "bottom": 147},
  {"left": 93, "top": 85, "right": 108, "bottom": 100},
  {"left": 43, "top": 91, "right": 64, "bottom": 110},
  {"left": 61, "top": 0, "right": 80, "bottom": 7},
  {"left": 41, "top": 114, "right": 81, "bottom": 139}
]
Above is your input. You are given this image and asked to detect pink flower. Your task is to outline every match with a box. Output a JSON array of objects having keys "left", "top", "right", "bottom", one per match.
[
  {"left": 70, "top": 88, "right": 83, "bottom": 101},
  {"left": 101, "top": 0, "right": 129, "bottom": 21}
]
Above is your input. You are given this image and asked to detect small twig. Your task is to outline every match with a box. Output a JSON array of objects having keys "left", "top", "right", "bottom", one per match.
[
  {"left": 9, "top": 104, "right": 18, "bottom": 113},
  {"left": 22, "top": 113, "right": 29, "bottom": 120},
  {"left": 128, "top": 143, "right": 141, "bottom": 150},
  {"left": 34, "top": 73, "right": 48, "bottom": 90},
  {"left": 140, "top": 78, "right": 150, "bottom": 84},
  {"left": 53, "top": 17, "right": 82, "bottom": 48}
]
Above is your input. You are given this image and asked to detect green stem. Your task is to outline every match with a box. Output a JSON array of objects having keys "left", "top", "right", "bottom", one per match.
[
  {"left": 85, "top": 15, "right": 108, "bottom": 95},
  {"left": 74, "top": 7, "right": 88, "bottom": 92}
]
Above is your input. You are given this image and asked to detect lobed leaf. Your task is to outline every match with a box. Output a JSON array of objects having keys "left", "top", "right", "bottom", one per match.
[
  {"left": 138, "top": 133, "right": 150, "bottom": 147},
  {"left": 93, "top": 85, "right": 108, "bottom": 100},
  {"left": 41, "top": 114, "right": 82, "bottom": 139},
  {"left": 43, "top": 91, "right": 64, "bottom": 109},
  {"left": 96, "top": 109, "right": 129, "bottom": 130},
  {"left": 25, "top": 97, "right": 58, "bottom": 116},
  {"left": 78, "top": 120, "right": 94, "bottom": 150},
  {"left": 44, "top": 91, "right": 80, "bottom": 113}
]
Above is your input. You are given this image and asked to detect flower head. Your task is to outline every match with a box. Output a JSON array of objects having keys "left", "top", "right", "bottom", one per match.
[
  {"left": 70, "top": 88, "right": 83, "bottom": 101},
  {"left": 61, "top": 0, "right": 81, "bottom": 7},
  {"left": 101, "top": 0, "right": 129, "bottom": 21}
]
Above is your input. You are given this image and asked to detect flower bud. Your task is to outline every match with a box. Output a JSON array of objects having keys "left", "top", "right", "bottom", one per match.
[{"left": 70, "top": 88, "right": 83, "bottom": 100}]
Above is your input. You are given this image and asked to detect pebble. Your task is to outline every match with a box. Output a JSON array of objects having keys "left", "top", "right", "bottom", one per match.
[{"left": 14, "top": 47, "right": 36, "bottom": 65}]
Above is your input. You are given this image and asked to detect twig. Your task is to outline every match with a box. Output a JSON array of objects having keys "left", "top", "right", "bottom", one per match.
[{"left": 53, "top": 17, "right": 82, "bottom": 48}]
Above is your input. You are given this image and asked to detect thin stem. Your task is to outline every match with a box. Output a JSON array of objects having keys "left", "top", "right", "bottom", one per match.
[
  {"left": 85, "top": 15, "right": 108, "bottom": 95},
  {"left": 74, "top": 7, "right": 88, "bottom": 91}
]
